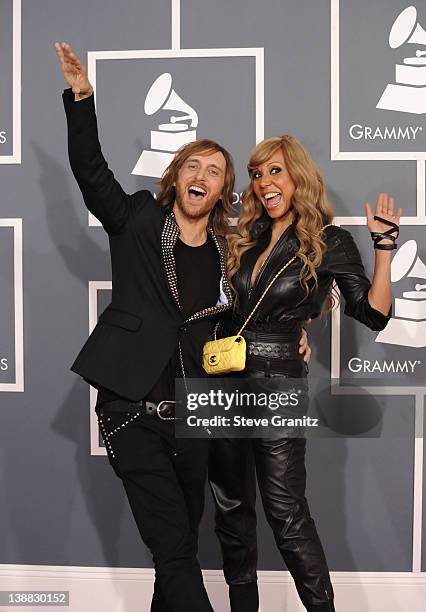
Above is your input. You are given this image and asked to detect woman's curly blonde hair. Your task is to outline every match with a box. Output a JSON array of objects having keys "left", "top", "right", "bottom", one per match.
[{"left": 228, "top": 135, "right": 335, "bottom": 308}]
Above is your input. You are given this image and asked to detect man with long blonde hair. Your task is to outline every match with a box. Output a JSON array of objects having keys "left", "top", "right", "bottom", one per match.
[{"left": 55, "top": 41, "right": 236, "bottom": 612}]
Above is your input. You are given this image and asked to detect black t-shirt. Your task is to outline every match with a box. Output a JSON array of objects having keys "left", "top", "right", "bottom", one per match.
[
  {"left": 175, "top": 235, "right": 221, "bottom": 319},
  {"left": 96, "top": 234, "right": 221, "bottom": 406}
]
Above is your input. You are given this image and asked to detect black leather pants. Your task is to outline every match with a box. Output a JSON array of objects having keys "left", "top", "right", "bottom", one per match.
[{"left": 208, "top": 332, "right": 335, "bottom": 612}]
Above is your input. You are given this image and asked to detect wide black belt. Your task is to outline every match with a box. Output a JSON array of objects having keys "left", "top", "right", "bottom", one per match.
[
  {"left": 241, "top": 326, "right": 302, "bottom": 362},
  {"left": 96, "top": 398, "right": 178, "bottom": 420},
  {"left": 246, "top": 339, "right": 301, "bottom": 360}
]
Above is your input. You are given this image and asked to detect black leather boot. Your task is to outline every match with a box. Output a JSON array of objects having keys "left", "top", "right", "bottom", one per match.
[{"left": 229, "top": 582, "right": 259, "bottom": 612}]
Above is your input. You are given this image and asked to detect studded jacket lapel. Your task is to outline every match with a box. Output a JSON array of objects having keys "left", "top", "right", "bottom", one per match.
[
  {"left": 161, "top": 212, "right": 181, "bottom": 308},
  {"left": 160, "top": 212, "right": 233, "bottom": 321}
]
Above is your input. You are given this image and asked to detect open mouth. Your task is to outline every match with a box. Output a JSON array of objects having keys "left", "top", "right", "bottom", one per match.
[
  {"left": 188, "top": 185, "right": 207, "bottom": 201},
  {"left": 264, "top": 191, "right": 282, "bottom": 209}
]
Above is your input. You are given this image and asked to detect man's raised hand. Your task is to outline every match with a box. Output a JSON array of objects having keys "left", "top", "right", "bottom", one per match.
[{"left": 54, "top": 42, "right": 93, "bottom": 100}]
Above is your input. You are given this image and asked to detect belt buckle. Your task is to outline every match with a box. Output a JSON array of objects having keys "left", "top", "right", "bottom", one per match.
[{"left": 156, "top": 400, "right": 178, "bottom": 420}]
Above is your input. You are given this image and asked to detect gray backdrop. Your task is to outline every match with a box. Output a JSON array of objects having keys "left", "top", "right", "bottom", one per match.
[{"left": 1, "top": 0, "right": 425, "bottom": 575}]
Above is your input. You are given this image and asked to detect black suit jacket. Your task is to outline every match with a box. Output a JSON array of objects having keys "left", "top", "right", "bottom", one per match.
[{"left": 63, "top": 89, "right": 232, "bottom": 400}]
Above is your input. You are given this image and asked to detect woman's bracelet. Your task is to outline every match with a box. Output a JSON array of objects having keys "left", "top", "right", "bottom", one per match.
[{"left": 370, "top": 215, "right": 399, "bottom": 250}]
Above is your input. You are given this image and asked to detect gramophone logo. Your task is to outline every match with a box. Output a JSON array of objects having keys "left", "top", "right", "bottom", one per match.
[
  {"left": 132, "top": 72, "right": 199, "bottom": 178},
  {"left": 376, "top": 240, "right": 426, "bottom": 348},
  {"left": 377, "top": 5, "right": 426, "bottom": 114}
]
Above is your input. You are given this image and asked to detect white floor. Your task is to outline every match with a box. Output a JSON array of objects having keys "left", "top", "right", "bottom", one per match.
[{"left": 1, "top": 565, "right": 426, "bottom": 611}]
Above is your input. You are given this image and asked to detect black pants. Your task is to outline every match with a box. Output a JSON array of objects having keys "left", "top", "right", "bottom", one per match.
[
  {"left": 208, "top": 355, "right": 335, "bottom": 612},
  {"left": 98, "top": 407, "right": 213, "bottom": 612}
]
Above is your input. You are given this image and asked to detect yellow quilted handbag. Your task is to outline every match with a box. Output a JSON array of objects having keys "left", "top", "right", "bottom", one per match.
[{"left": 202, "top": 332, "right": 246, "bottom": 374}]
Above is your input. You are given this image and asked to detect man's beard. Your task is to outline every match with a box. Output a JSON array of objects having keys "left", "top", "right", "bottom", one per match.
[{"left": 174, "top": 184, "right": 218, "bottom": 221}]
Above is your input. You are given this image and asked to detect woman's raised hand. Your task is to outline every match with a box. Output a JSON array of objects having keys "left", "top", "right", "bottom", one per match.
[
  {"left": 54, "top": 42, "right": 93, "bottom": 99},
  {"left": 365, "top": 192, "right": 403, "bottom": 246}
]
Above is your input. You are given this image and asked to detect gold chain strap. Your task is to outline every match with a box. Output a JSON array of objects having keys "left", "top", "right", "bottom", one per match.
[{"left": 235, "top": 223, "right": 333, "bottom": 337}]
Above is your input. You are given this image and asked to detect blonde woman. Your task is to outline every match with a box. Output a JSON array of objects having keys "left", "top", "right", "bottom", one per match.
[{"left": 208, "top": 135, "right": 402, "bottom": 612}]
